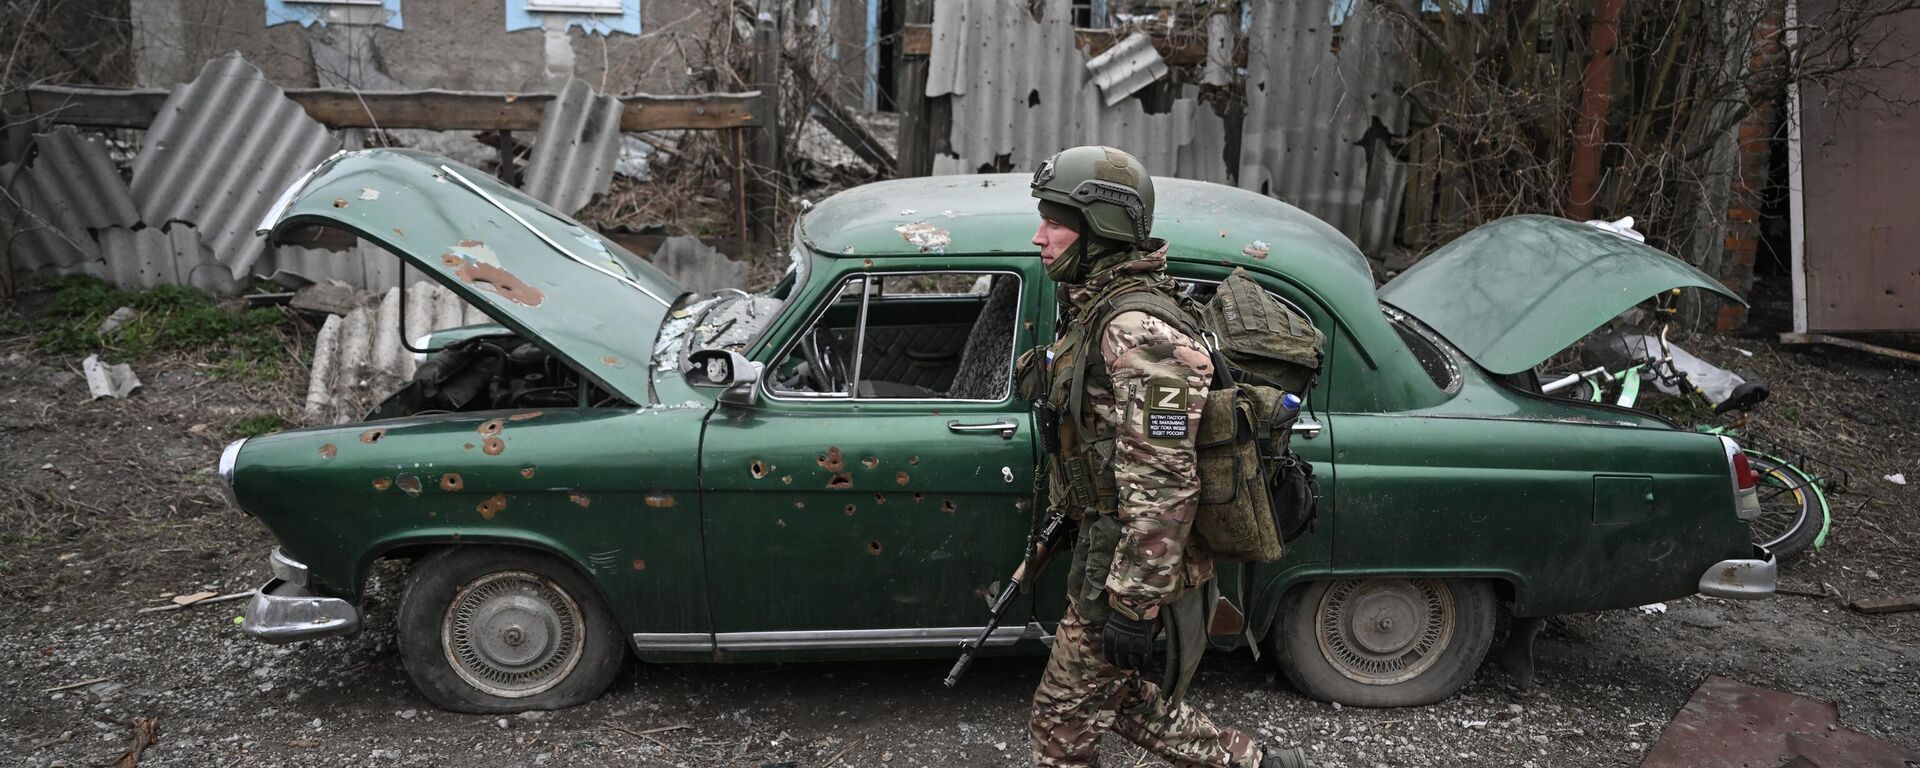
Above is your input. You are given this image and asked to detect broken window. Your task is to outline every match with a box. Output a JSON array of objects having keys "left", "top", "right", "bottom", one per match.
[{"left": 768, "top": 271, "right": 1023, "bottom": 401}]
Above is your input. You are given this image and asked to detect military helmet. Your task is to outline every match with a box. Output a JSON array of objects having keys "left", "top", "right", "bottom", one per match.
[{"left": 1030, "top": 146, "right": 1155, "bottom": 247}]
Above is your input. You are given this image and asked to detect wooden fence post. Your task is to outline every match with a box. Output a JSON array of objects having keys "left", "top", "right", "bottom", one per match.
[
  {"left": 894, "top": 0, "right": 935, "bottom": 177},
  {"left": 747, "top": 0, "right": 784, "bottom": 253}
]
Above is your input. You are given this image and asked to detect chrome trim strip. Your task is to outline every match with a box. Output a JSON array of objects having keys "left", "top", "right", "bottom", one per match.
[
  {"left": 217, "top": 438, "right": 247, "bottom": 511},
  {"left": 714, "top": 622, "right": 1048, "bottom": 652},
  {"left": 630, "top": 632, "right": 716, "bottom": 652}
]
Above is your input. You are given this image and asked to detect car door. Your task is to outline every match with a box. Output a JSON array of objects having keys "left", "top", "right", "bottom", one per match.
[{"left": 697, "top": 261, "right": 1046, "bottom": 655}]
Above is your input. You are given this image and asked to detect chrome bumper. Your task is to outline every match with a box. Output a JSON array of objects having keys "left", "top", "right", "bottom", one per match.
[
  {"left": 241, "top": 577, "right": 360, "bottom": 644},
  {"left": 1697, "top": 545, "right": 1777, "bottom": 599}
]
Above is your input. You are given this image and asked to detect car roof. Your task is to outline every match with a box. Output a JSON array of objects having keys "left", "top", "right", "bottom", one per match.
[{"left": 798, "top": 172, "right": 1374, "bottom": 300}]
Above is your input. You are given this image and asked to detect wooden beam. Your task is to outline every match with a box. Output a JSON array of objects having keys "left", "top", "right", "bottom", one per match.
[
  {"left": 899, "top": 23, "right": 1233, "bottom": 67},
  {"left": 23, "top": 85, "right": 761, "bottom": 132},
  {"left": 1779, "top": 333, "right": 1920, "bottom": 365}
]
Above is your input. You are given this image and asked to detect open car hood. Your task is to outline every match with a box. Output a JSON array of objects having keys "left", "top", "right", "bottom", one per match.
[
  {"left": 1378, "top": 215, "right": 1743, "bottom": 375},
  {"left": 258, "top": 149, "right": 684, "bottom": 402}
]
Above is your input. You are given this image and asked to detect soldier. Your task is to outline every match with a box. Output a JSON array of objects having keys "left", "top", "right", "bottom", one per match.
[{"left": 1020, "top": 145, "right": 1310, "bottom": 768}]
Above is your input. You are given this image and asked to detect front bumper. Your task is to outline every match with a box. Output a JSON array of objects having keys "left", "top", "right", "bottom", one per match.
[
  {"left": 243, "top": 548, "right": 360, "bottom": 643},
  {"left": 1697, "top": 545, "right": 1777, "bottom": 599},
  {"left": 242, "top": 578, "right": 360, "bottom": 644}
]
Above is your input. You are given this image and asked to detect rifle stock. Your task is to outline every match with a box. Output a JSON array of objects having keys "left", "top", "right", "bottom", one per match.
[{"left": 943, "top": 509, "right": 1073, "bottom": 687}]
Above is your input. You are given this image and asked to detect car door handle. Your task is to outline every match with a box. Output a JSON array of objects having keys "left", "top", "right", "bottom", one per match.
[
  {"left": 1291, "top": 417, "right": 1323, "bottom": 440},
  {"left": 947, "top": 419, "right": 1018, "bottom": 439}
]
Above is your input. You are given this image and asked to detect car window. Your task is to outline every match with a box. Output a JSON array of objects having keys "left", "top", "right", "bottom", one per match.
[
  {"left": 768, "top": 270, "right": 1023, "bottom": 401},
  {"left": 1385, "top": 307, "right": 1462, "bottom": 392}
]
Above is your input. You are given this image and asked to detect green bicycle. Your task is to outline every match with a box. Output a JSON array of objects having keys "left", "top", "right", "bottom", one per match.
[{"left": 1539, "top": 320, "right": 1845, "bottom": 562}]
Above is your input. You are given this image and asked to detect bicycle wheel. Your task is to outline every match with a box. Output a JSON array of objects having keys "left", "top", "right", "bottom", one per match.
[{"left": 1746, "top": 452, "right": 1830, "bottom": 561}]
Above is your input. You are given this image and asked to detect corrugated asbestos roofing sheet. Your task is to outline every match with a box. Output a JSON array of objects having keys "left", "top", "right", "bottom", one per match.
[
  {"left": 650, "top": 235, "right": 749, "bottom": 294},
  {"left": 926, "top": 0, "right": 1228, "bottom": 189},
  {"left": 0, "top": 126, "right": 129, "bottom": 275},
  {"left": 1237, "top": 1, "right": 1410, "bottom": 253},
  {"left": 521, "top": 78, "right": 622, "bottom": 216},
  {"left": 1086, "top": 32, "right": 1169, "bottom": 107},
  {"left": 304, "top": 280, "right": 490, "bottom": 424},
  {"left": 131, "top": 53, "right": 342, "bottom": 280}
]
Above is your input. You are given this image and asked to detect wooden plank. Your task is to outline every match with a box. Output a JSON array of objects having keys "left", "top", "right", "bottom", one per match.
[
  {"left": 1780, "top": 333, "right": 1920, "bottom": 365},
  {"left": 25, "top": 85, "right": 761, "bottom": 132},
  {"left": 1849, "top": 595, "right": 1920, "bottom": 615}
]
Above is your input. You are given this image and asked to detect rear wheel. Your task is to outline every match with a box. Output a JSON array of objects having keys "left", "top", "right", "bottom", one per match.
[
  {"left": 398, "top": 547, "right": 626, "bottom": 713},
  {"left": 1272, "top": 578, "right": 1496, "bottom": 707},
  {"left": 1747, "top": 453, "right": 1828, "bottom": 561}
]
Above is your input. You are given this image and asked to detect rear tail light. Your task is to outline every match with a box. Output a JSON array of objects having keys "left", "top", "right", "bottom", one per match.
[
  {"left": 1731, "top": 451, "right": 1756, "bottom": 491},
  {"left": 1720, "top": 436, "right": 1762, "bottom": 521}
]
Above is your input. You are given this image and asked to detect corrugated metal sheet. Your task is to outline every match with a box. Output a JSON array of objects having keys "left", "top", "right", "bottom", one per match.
[
  {"left": 521, "top": 78, "right": 622, "bottom": 216},
  {"left": 1237, "top": 1, "right": 1410, "bottom": 253},
  {"left": 650, "top": 235, "right": 749, "bottom": 294},
  {"left": 131, "top": 52, "right": 342, "bottom": 280},
  {"left": 304, "top": 280, "right": 491, "bottom": 424},
  {"left": 925, "top": 0, "right": 1229, "bottom": 186},
  {"left": 1086, "top": 32, "right": 1168, "bottom": 106}
]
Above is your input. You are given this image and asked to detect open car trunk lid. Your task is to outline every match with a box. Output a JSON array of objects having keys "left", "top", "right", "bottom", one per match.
[
  {"left": 257, "top": 149, "right": 684, "bottom": 403},
  {"left": 1378, "top": 215, "right": 1744, "bottom": 375}
]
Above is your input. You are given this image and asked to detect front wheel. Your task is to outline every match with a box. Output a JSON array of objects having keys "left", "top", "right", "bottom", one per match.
[
  {"left": 397, "top": 547, "right": 627, "bottom": 713},
  {"left": 1271, "top": 578, "right": 1497, "bottom": 707}
]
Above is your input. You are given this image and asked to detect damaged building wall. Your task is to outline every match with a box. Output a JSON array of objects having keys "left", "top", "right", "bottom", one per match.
[
  {"left": 925, "top": 0, "right": 1410, "bottom": 255},
  {"left": 129, "top": 0, "right": 708, "bottom": 92}
]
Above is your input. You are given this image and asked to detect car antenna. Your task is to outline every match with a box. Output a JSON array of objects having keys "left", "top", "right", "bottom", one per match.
[{"left": 437, "top": 164, "right": 671, "bottom": 308}]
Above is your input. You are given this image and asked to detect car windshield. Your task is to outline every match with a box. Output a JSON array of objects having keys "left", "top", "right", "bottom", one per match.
[{"left": 649, "top": 240, "right": 807, "bottom": 373}]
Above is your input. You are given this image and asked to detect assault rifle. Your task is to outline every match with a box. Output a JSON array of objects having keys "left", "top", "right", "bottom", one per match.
[{"left": 943, "top": 507, "right": 1074, "bottom": 687}]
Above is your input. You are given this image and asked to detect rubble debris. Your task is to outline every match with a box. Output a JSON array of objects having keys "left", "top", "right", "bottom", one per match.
[
  {"left": 1641, "top": 676, "right": 1920, "bottom": 768},
  {"left": 97, "top": 307, "right": 138, "bottom": 335},
  {"left": 291, "top": 281, "right": 366, "bottom": 317},
  {"left": 138, "top": 590, "right": 256, "bottom": 614},
  {"left": 108, "top": 716, "right": 160, "bottom": 768},
  {"left": 82, "top": 354, "right": 141, "bottom": 400},
  {"left": 1849, "top": 595, "right": 1919, "bottom": 615},
  {"left": 40, "top": 675, "right": 113, "bottom": 694}
]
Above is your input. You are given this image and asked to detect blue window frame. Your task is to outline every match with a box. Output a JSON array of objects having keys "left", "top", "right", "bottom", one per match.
[{"left": 506, "top": 0, "right": 641, "bottom": 35}]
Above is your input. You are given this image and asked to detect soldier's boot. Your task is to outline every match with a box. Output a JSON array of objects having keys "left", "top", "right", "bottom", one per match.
[{"left": 1259, "top": 746, "right": 1311, "bottom": 768}]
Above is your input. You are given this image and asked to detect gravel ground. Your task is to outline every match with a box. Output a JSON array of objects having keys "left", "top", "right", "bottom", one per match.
[{"left": 2, "top": 316, "right": 1916, "bottom": 768}]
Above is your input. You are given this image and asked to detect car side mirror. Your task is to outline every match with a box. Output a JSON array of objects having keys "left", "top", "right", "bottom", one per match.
[{"left": 687, "top": 349, "right": 761, "bottom": 407}]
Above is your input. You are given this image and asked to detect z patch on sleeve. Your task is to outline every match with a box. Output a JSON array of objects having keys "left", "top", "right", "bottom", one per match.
[{"left": 1144, "top": 379, "right": 1191, "bottom": 440}]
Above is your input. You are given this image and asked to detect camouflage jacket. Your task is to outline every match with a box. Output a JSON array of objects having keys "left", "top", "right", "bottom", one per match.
[{"left": 1048, "top": 243, "right": 1214, "bottom": 622}]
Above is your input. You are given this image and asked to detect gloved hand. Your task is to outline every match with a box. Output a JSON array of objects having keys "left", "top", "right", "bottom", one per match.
[{"left": 1100, "top": 611, "right": 1159, "bottom": 670}]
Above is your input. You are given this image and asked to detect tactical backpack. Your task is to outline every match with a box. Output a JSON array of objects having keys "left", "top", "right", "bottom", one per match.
[{"left": 1064, "top": 267, "right": 1325, "bottom": 562}]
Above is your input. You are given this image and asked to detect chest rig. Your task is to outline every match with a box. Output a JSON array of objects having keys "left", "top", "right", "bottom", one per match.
[{"left": 1021, "top": 273, "right": 1202, "bottom": 518}]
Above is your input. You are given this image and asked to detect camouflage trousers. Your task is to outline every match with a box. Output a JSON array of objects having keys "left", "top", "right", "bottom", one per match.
[{"left": 1029, "top": 600, "right": 1261, "bottom": 768}]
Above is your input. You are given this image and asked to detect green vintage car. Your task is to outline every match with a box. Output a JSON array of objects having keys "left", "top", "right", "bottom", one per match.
[{"left": 231, "top": 149, "right": 1772, "bottom": 713}]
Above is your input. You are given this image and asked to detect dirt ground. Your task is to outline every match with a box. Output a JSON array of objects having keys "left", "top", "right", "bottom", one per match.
[{"left": 2, "top": 291, "right": 1917, "bottom": 768}]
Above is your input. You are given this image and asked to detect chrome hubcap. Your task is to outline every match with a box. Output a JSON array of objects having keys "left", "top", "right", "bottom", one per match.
[
  {"left": 442, "top": 571, "right": 584, "bottom": 698},
  {"left": 1317, "top": 579, "right": 1454, "bottom": 685}
]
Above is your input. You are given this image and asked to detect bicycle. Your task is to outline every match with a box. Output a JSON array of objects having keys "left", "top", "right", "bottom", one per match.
[{"left": 1537, "top": 299, "right": 1847, "bottom": 562}]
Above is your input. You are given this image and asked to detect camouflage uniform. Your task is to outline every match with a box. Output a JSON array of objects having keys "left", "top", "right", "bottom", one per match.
[{"left": 1026, "top": 245, "right": 1262, "bottom": 768}]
